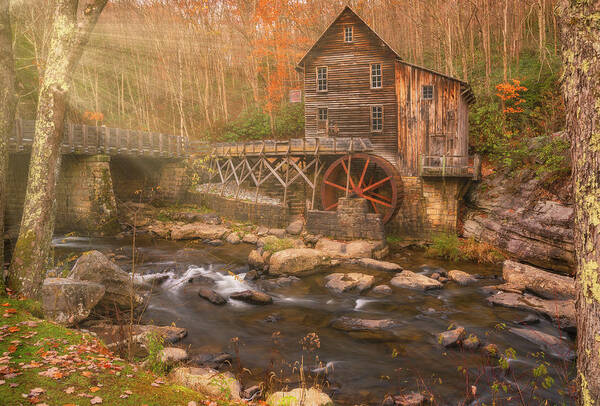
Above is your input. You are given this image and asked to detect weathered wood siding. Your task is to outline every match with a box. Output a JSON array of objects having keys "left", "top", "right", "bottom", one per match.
[
  {"left": 303, "top": 8, "right": 398, "bottom": 164},
  {"left": 395, "top": 62, "right": 469, "bottom": 176}
]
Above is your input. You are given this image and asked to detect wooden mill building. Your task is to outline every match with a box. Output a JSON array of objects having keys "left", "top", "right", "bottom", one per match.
[{"left": 296, "top": 6, "right": 478, "bottom": 233}]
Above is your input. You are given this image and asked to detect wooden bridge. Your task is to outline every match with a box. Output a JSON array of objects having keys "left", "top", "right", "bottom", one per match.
[{"left": 8, "top": 119, "right": 188, "bottom": 158}]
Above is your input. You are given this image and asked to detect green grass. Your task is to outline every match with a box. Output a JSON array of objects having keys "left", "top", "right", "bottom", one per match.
[
  {"left": 262, "top": 236, "right": 295, "bottom": 253},
  {"left": 426, "top": 233, "right": 505, "bottom": 263},
  {"left": 0, "top": 297, "right": 236, "bottom": 406}
]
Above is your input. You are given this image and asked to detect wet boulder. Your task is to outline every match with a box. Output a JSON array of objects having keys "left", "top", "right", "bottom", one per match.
[
  {"left": 324, "top": 273, "right": 374, "bottom": 293},
  {"left": 170, "top": 223, "right": 228, "bottom": 240},
  {"left": 331, "top": 316, "right": 396, "bottom": 331},
  {"left": 269, "top": 248, "right": 328, "bottom": 276},
  {"left": 230, "top": 290, "right": 273, "bottom": 305},
  {"left": 170, "top": 367, "right": 241, "bottom": 400},
  {"left": 198, "top": 287, "right": 227, "bottom": 305},
  {"left": 438, "top": 326, "right": 466, "bottom": 347},
  {"left": 357, "top": 258, "right": 402, "bottom": 272},
  {"left": 509, "top": 327, "right": 575, "bottom": 360},
  {"left": 159, "top": 347, "right": 189, "bottom": 365},
  {"left": 267, "top": 388, "right": 332, "bottom": 406},
  {"left": 487, "top": 291, "right": 575, "bottom": 331},
  {"left": 383, "top": 392, "right": 426, "bottom": 406},
  {"left": 502, "top": 260, "right": 575, "bottom": 300},
  {"left": 248, "top": 249, "right": 265, "bottom": 270},
  {"left": 69, "top": 250, "right": 144, "bottom": 312},
  {"left": 225, "top": 232, "right": 241, "bottom": 245},
  {"left": 268, "top": 228, "right": 287, "bottom": 238},
  {"left": 315, "top": 238, "right": 388, "bottom": 259},
  {"left": 371, "top": 284, "right": 392, "bottom": 296},
  {"left": 390, "top": 271, "right": 443, "bottom": 291},
  {"left": 190, "top": 352, "right": 233, "bottom": 369},
  {"left": 242, "top": 233, "right": 259, "bottom": 244},
  {"left": 286, "top": 219, "right": 304, "bottom": 235},
  {"left": 41, "top": 278, "right": 105, "bottom": 326},
  {"left": 448, "top": 270, "right": 478, "bottom": 285}
]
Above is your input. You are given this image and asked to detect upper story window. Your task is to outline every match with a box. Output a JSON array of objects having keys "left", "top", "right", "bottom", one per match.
[
  {"left": 371, "top": 106, "right": 383, "bottom": 132},
  {"left": 422, "top": 85, "right": 434, "bottom": 100},
  {"left": 344, "top": 26, "right": 353, "bottom": 43},
  {"left": 317, "top": 67, "right": 328, "bottom": 92},
  {"left": 371, "top": 63, "right": 382, "bottom": 89}
]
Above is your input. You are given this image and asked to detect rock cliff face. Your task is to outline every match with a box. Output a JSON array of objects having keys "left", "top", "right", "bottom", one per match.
[{"left": 463, "top": 173, "right": 574, "bottom": 274}]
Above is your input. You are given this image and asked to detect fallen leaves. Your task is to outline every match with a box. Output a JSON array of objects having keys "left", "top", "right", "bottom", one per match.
[
  {"left": 64, "top": 386, "right": 75, "bottom": 394},
  {"left": 90, "top": 396, "right": 103, "bottom": 404}
]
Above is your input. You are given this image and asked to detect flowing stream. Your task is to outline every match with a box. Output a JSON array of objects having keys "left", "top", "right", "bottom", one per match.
[{"left": 53, "top": 234, "right": 575, "bottom": 405}]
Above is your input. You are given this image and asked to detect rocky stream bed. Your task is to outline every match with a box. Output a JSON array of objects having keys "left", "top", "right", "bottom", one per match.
[{"left": 43, "top": 208, "right": 577, "bottom": 405}]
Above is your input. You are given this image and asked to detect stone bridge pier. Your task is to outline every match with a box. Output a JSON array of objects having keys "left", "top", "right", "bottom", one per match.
[{"left": 4, "top": 154, "right": 188, "bottom": 239}]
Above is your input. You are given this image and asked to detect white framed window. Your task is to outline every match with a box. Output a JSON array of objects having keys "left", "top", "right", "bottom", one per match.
[
  {"left": 371, "top": 106, "right": 383, "bottom": 132},
  {"left": 317, "top": 67, "right": 328, "bottom": 92},
  {"left": 344, "top": 26, "right": 353, "bottom": 43},
  {"left": 317, "top": 107, "right": 328, "bottom": 132},
  {"left": 371, "top": 63, "right": 382, "bottom": 89},
  {"left": 422, "top": 85, "right": 434, "bottom": 100}
]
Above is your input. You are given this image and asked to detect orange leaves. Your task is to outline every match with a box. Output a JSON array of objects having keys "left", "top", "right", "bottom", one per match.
[
  {"left": 496, "top": 79, "right": 528, "bottom": 114},
  {"left": 83, "top": 111, "right": 104, "bottom": 122}
]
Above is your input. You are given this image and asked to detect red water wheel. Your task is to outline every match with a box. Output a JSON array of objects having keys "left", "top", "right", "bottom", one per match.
[{"left": 320, "top": 153, "right": 401, "bottom": 224}]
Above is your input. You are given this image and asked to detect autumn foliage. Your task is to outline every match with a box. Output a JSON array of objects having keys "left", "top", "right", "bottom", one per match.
[{"left": 496, "top": 79, "right": 528, "bottom": 114}]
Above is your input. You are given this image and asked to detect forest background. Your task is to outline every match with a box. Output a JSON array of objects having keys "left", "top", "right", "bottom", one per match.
[{"left": 12, "top": 0, "right": 567, "bottom": 178}]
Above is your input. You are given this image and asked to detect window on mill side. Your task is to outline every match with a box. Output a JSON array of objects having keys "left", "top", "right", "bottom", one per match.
[
  {"left": 371, "top": 106, "right": 383, "bottom": 132},
  {"left": 317, "top": 67, "right": 328, "bottom": 92},
  {"left": 344, "top": 26, "right": 353, "bottom": 42},
  {"left": 371, "top": 63, "right": 382, "bottom": 88}
]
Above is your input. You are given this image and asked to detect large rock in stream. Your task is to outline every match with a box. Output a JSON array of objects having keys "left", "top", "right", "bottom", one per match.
[
  {"left": 390, "top": 271, "right": 443, "bottom": 291},
  {"left": 170, "top": 367, "right": 241, "bottom": 400},
  {"left": 315, "top": 238, "right": 388, "bottom": 259},
  {"left": 170, "top": 222, "right": 228, "bottom": 240},
  {"left": 509, "top": 327, "right": 575, "bottom": 360},
  {"left": 41, "top": 278, "right": 105, "bottom": 326},
  {"left": 502, "top": 260, "right": 575, "bottom": 300},
  {"left": 267, "top": 388, "right": 332, "bottom": 406},
  {"left": 325, "top": 273, "right": 374, "bottom": 293},
  {"left": 487, "top": 291, "right": 575, "bottom": 330},
  {"left": 463, "top": 172, "right": 574, "bottom": 274},
  {"left": 269, "top": 248, "right": 329, "bottom": 276},
  {"left": 68, "top": 250, "right": 144, "bottom": 313}
]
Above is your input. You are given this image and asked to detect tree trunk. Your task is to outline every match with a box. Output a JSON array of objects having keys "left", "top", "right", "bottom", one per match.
[
  {"left": 559, "top": 1, "right": 600, "bottom": 403},
  {"left": 0, "top": 0, "right": 17, "bottom": 282},
  {"left": 8, "top": 0, "right": 107, "bottom": 299}
]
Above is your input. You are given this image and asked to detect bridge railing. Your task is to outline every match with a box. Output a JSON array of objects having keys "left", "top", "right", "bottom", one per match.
[{"left": 8, "top": 118, "right": 188, "bottom": 158}]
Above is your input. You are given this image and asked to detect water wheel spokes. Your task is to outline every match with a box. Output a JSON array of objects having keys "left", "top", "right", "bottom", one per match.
[{"left": 320, "top": 153, "right": 401, "bottom": 224}]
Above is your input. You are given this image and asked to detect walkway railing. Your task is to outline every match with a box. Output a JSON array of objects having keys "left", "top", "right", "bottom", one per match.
[
  {"left": 419, "top": 154, "right": 481, "bottom": 180},
  {"left": 8, "top": 119, "right": 188, "bottom": 158}
]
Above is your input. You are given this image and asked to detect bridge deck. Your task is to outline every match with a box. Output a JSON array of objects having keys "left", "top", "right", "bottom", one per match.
[
  {"left": 193, "top": 136, "right": 372, "bottom": 158},
  {"left": 8, "top": 119, "right": 188, "bottom": 158}
]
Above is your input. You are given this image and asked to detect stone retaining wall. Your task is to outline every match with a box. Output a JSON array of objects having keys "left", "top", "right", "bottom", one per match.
[
  {"left": 306, "top": 198, "right": 385, "bottom": 240},
  {"left": 4, "top": 154, "right": 188, "bottom": 238},
  {"left": 189, "top": 191, "right": 289, "bottom": 229}
]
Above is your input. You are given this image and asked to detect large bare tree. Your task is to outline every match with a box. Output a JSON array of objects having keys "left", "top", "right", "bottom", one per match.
[
  {"left": 0, "top": 0, "right": 17, "bottom": 286},
  {"left": 8, "top": 0, "right": 107, "bottom": 298},
  {"left": 559, "top": 0, "right": 600, "bottom": 403}
]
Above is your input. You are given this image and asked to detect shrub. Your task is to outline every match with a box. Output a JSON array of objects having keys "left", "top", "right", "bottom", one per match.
[
  {"left": 426, "top": 234, "right": 504, "bottom": 263},
  {"left": 263, "top": 236, "right": 295, "bottom": 253},
  {"left": 144, "top": 332, "right": 166, "bottom": 375}
]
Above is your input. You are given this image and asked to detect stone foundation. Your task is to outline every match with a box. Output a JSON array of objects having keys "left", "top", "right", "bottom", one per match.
[
  {"left": 386, "top": 176, "right": 466, "bottom": 237},
  {"left": 5, "top": 154, "right": 188, "bottom": 237},
  {"left": 306, "top": 197, "right": 385, "bottom": 240},
  {"left": 189, "top": 191, "right": 289, "bottom": 229}
]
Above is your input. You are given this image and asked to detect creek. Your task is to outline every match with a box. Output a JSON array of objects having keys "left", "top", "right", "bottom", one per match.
[{"left": 53, "top": 234, "right": 575, "bottom": 405}]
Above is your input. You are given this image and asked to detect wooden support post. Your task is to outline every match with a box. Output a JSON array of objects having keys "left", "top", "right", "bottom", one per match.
[
  {"left": 255, "top": 157, "right": 263, "bottom": 204},
  {"left": 283, "top": 155, "right": 290, "bottom": 207},
  {"left": 311, "top": 156, "right": 320, "bottom": 210}
]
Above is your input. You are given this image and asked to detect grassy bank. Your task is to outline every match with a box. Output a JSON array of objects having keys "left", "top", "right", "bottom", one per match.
[{"left": 0, "top": 296, "right": 226, "bottom": 406}]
